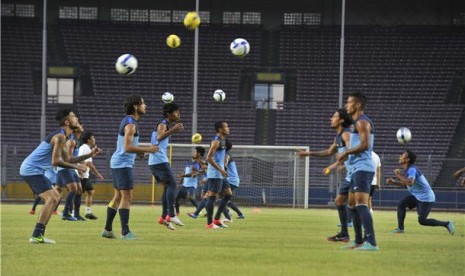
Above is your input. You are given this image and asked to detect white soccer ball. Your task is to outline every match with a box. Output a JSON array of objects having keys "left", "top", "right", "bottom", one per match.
[
  {"left": 213, "top": 90, "right": 226, "bottom": 102},
  {"left": 230, "top": 38, "right": 250, "bottom": 57},
  {"left": 162, "top": 92, "right": 174, "bottom": 103},
  {"left": 396, "top": 127, "right": 412, "bottom": 144},
  {"left": 115, "top": 54, "right": 138, "bottom": 75}
]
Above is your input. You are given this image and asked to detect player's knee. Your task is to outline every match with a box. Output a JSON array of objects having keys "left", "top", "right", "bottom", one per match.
[{"left": 418, "top": 216, "right": 428, "bottom": 225}]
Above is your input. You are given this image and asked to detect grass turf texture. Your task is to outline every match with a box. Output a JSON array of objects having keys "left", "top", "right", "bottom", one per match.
[{"left": 2, "top": 204, "right": 464, "bottom": 276}]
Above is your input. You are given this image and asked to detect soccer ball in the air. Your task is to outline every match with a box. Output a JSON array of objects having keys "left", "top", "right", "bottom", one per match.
[
  {"left": 183, "top": 11, "right": 201, "bottom": 30},
  {"left": 396, "top": 127, "right": 412, "bottom": 144},
  {"left": 162, "top": 92, "right": 174, "bottom": 103},
  {"left": 230, "top": 38, "right": 250, "bottom": 57},
  {"left": 115, "top": 54, "right": 138, "bottom": 75},
  {"left": 191, "top": 133, "right": 202, "bottom": 144},
  {"left": 213, "top": 90, "right": 226, "bottom": 102},
  {"left": 166, "top": 34, "right": 181, "bottom": 48}
]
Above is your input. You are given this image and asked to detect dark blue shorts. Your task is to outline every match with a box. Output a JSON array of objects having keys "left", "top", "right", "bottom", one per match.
[
  {"left": 56, "top": 169, "right": 80, "bottom": 187},
  {"left": 177, "top": 186, "right": 196, "bottom": 198},
  {"left": 350, "top": 171, "right": 374, "bottom": 194},
  {"left": 81, "top": 178, "right": 94, "bottom": 192},
  {"left": 207, "top": 178, "right": 224, "bottom": 193},
  {"left": 22, "top": 174, "right": 53, "bottom": 195},
  {"left": 149, "top": 163, "right": 176, "bottom": 186},
  {"left": 201, "top": 183, "right": 208, "bottom": 193},
  {"left": 338, "top": 179, "right": 351, "bottom": 195},
  {"left": 112, "top": 168, "right": 134, "bottom": 190}
]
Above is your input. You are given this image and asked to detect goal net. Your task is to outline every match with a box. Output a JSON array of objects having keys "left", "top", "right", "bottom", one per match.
[{"left": 138, "top": 143, "right": 310, "bottom": 208}]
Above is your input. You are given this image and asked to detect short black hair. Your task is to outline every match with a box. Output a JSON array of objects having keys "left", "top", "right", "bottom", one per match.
[
  {"left": 163, "top": 103, "right": 179, "bottom": 117},
  {"left": 349, "top": 92, "right": 367, "bottom": 110},
  {"left": 337, "top": 108, "right": 352, "bottom": 128},
  {"left": 195, "top": 146, "right": 205, "bottom": 157},
  {"left": 81, "top": 131, "right": 94, "bottom": 144},
  {"left": 124, "top": 94, "right": 143, "bottom": 115},
  {"left": 405, "top": 149, "right": 416, "bottom": 165},
  {"left": 225, "top": 139, "right": 232, "bottom": 151},
  {"left": 56, "top": 109, "right": 72, "bottom": 126},
  {"left": 215, "top": 121, "right": 227, "bottom": 132}
]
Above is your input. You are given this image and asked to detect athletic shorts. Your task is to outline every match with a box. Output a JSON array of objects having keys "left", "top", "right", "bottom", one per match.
[
  {"left": 56, "top": 169, "right": 80, "bottom": 187},
  {"left": 112, "top": 168, "right": 133, "bottom": 190},
  {"left": 21, "top": 174, "right": 53, "bottom": 195},
  {"left": 350, "top": 171, "right": 374, "bottom": 194},
  {"left": 207, "top": 178, "right": 224, "bottom": 193},
  {"left": 177, "top": 186, "right": 196, "bottom": 198},
  {"left": 338, "top": 179, "right": 351, "bottom": 195},
  {"left": 81, "top": 178, "right": 95, "bottom": 192},
  {"left": 149, "top": 163, "right": 176, "bottom": 186}
]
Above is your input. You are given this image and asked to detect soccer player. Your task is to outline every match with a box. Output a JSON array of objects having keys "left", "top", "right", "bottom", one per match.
[
  {"left": 386, "top": 150, "right": 455, "bottom": 235},
  {"left": 148, "top": 103, "right": 185, "bottom": 230},
  {"left": 337, "top": 92, "right": 379, "bottom": 251},
  {"left": 298, "top": 108, "right": 352, "bottom": 242},
  {"left": 78, "top": 131, "right": 104, "bottom": 220},
  {"left": 205, "top": 121, "right": 231, "bottom": 229},
  {"left": 102, "top": 95, "right": 159, "bottom": 240},
  {"left": 174, "top": 146, "right": 206, "bottom": 216},
  {"left": 368, "top": 151, "right": 381, "bottom": 214},
  {"left": 20, "top": 109, "right": 101, "bottom": 244},
  {"left": 222, "top": 139, "right": 244, "bottom": 221},
  {"left": 452, "top": 166, "right": 465, "bottom": 186},
  {"left": 55, "top": 122, "right": 85, "bottom": 221}
]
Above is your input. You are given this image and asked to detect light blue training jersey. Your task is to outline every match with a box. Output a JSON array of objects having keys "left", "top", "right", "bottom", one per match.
[
  {"left": 20, "top": 129, "right": 65, "bottom": 176},
  {"left": 110, "top": 115, "right": 139, "bottom": 169},
  {"left": 182, "top": 161, "right": 202, "bottom": 188},
  {"left": 148, "top": 118, "right": 169, "bottom": 165},
  {"left": 335, "top": 128, "right": 352, "bottom": 182},
  {"left": 207, "top": 135, "right": 226, "bottom": 179},
  {"left": 226, "top": 154, "right": 240, "bottom": 187},
  {"left": 405, "top": 165, "right": 436, "bottom": 202},
  {"left": 349, "top": 114, "right": 375, "bottom": 173}
]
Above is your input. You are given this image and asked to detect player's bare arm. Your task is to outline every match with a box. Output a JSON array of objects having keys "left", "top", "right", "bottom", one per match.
[
  {"left": 156, "top": 122, "right": 184, "bottom": 142},
  {"left": 51, "top": 134, "right": 87, "bottom": 172}
]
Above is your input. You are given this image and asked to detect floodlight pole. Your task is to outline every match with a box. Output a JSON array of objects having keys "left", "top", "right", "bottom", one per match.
[
  {"left": 40, "top": 0, "right": 48, "bottom": 139},
  {"left": 192, "top": 0, "right": 199, "bottom": 135},
  {"left": 338, "top": 0, "right": 346, "bottom": 108}
]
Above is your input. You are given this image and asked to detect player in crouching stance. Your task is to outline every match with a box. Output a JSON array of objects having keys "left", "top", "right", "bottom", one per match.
[{"left": 386, "top": 150, "right": 455, "bottom": 235}]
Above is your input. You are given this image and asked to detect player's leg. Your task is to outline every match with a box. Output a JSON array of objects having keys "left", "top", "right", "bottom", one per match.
[
  {"left": 73, "top": 174, "right": 85, "bottom": 220},
  {"left": 175, "top": 188, "right": 186, "bottom": 215},
  {"left": 102, "top": 169, "right": 124, "bottom": 238},
  {"left": 352, "top": 171, "right": 378, "bottom": 250},
  {"left": 30, "top": 194, "right": 42, "bottom": 214},
  {"left": 205, "top": 179, "right": 221, "bottom": 227},
  {"left": 328, "top": 191, "right": 350, "bottom": 242},
  {"left": 119, "top": 188, "right": 135, "bottom": 238},
  {"left": 416, "top": 201, "right": 451, "bottom": 233},
  {"left": 393, "top": 194, "right": 416, "bottom": 232},
  {"left": 23, "top": 175, "right": 60, "bottom": 243},
  {"left": 186, "top": 187, "right": 198, "bottom": 209},
  {"left": 214, "top": 185, "right": 232, "bottom": 227},
  {"left": 83, "top": 178, "right": 97, "bottom": 219}
]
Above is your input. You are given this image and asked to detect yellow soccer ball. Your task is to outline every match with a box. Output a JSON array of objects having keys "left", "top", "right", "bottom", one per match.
[
  {"left": 166, "top": 34, "right": 181, "bottom": 48},
  {"left": 191, "top": 133, "right": 202, "bottom": 144},
  {"left": 183, "top": 11, "right": 201, "bottom": 31}
]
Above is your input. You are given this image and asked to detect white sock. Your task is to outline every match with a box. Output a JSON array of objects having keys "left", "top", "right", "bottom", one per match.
[
  {"left": 86, "top": 207, "right": 92, "bottom": 214},
  {"left": 369, "top": 208, "right": 373, "bottom": 214}
]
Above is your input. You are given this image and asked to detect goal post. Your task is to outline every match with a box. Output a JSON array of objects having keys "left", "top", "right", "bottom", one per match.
[{"left": 139, "top": 143, "right": 310, "bottom": 208}]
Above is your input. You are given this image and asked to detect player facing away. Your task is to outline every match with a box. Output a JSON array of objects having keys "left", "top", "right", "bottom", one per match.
[
  {"left": 337, "top": 92, "right": 379, "bottom": 251},
  {"left": 368, "top": 151, "right": 381, "bottom": 214},
  {"left": 174, "top": 146, "right": 206, "bottom": 216},
  {"left": 20, "top": 109, "right": 102, "bottom": 244},
  {"left": 55, "top": 123, "right": 85, "bottom": 221},
  {"left": 298, "top": 108, "right": 352, "bottom": 242},
  {"left": 148, "top": 103, "right": 185, "bottom": 230},
  {"left": 102, "top": 95, "right": 159, "bottom": 240},
  {"left": 78, "top": 131, "right": 104, "bottom": 220},
  {"left": 222, "top": 139, "right": 244, "bottom": 221},
  {"left": 205, "top": 121, "right": 231, "bottom": 229},
  {"left": 386, "top": 150, "right": 455, "bottom": 235}
]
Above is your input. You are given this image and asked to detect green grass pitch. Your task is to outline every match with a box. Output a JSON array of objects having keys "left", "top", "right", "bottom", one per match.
[{"left": 1, "top": 204, "right": 464, "bottom": 275}]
